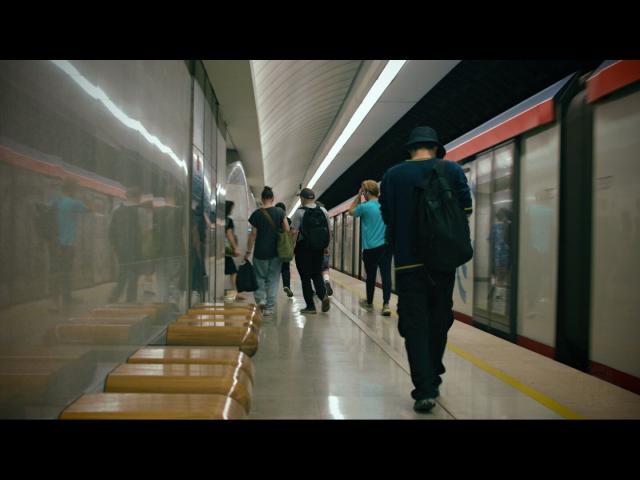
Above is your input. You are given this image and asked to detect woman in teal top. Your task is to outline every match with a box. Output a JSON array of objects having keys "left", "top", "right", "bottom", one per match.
[{"left": 348, "top": 180, "right": 392, "bottom": 316}]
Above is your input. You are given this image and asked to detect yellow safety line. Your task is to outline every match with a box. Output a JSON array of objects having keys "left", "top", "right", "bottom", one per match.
[{"left": 329, "top": 273, "right": 585, "bottom": 420}]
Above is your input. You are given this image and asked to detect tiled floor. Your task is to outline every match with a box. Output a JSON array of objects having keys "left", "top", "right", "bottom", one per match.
[{"left": 248, "top": 268, "right": 582, "bottom": 419}]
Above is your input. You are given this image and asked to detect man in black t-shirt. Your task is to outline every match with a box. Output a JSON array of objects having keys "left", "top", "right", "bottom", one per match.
[{"left": 245, "top": 186, "right": 290, "bottom": 316}]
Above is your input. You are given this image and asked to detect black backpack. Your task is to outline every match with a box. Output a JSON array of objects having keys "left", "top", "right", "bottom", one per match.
[
  {"left": 414, "top": 160, "right": 473, "bottom": 271},
  {"left": 301, "top": 206, "right": 330, "bottom": 251}
]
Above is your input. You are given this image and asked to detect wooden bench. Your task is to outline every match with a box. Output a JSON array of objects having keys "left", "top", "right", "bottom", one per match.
[
  {"left": 187, "top": 308, "right": 261, "bottom": 321},
  {"left": 59, "top": 393, "right": 247, "bottom": 419},
  {"left": 166, "top": 322, "right": 259, "bottom": 356},
  {"left": 91, "top": 306, "right": 161, "bottom": 323},
  {"left": 0, "top": 351, "right": 96, "bottom": 403},
  {"left": 175, "top": 315, "right": 261, "bottom": 333},
  {"left": 48, "top": 323, "right": 146, "bottom": 345},
  {"left": 127, "top": 346, "right": 255, "bottom": 381},
  {"left": 104, "top": 363, "right": 253, "bottom": 413},
  {"left": 193, "top": 302, "right": 257, "bottom": 309}
]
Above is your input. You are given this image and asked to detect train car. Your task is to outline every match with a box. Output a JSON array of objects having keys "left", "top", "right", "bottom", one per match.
[{"left": 327, "top": 60, "right": 640, "bottom": 394}]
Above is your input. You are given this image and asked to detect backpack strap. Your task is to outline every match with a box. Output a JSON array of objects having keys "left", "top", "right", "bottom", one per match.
[
  {"left": 432, "top": 159, "right": 453, "bottom": 196},
  {"left": 260, "top": 208, "right": 277, "bottom": 231}
]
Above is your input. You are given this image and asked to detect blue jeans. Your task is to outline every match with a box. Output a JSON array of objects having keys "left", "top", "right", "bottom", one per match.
[{"left": 253, "top": 257, "right": 282, "bottom": 310}]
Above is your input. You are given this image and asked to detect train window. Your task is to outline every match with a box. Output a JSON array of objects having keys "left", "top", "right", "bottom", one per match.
[
  {"left": 590, "top": 89, "right": 640, "bottom": 378},
  {"left": 335, "top": 214, "right": 343, "bottom": 271},
  {"left": 518, "top": 125, "right": 560, "bottom": 347},
  {"left": 472, "top": 143, "right": 516, "bottom": 337},
  {"left": 344, "top": 214, "right": 353, "bottom": 275}
]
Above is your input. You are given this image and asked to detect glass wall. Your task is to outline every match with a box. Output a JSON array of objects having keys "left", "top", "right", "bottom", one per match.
[
  {"left": 225, "top": 161, "right": 254, "bottom": 295},
  {"left": 0, "top": 60, "right": 192, "bottom": 418},
  {"left": 517, "top": 125, "right": 560, "bottom": 347},
  {"left": 591, "top": 89, "right": 640, "bottom": 378}
]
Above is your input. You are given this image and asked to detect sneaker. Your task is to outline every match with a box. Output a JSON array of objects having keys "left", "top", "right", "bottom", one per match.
[
  {"left": 283, "top": 286, "right": 294, "bottom": 298},
  {"left": 299, "top": 307, "right": 317, "bottom": 315},
  {"left": 321, "top": 296, "right": 331, "bottom": 312},
  {"left": 382, "top": 304, "right": 391, "bottom": 316},
  {"left": 263, "top": 309, "right": 274, "bottom": 317},
  {"left": 413, "top": 398, "right": 436, "bottom": 413},
  {"left": 325, "top": 281, "right": 333, "bottom": 297},
  {"left": 359, "top": 299, "right": 373, "bottom": 311}
]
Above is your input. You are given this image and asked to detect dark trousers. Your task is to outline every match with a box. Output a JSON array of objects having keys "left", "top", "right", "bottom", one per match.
[
  {"left": 295, "top": 247, "right": 326, "bottom": 309},
  {"left": 396, "top": 268, "right": 455, "bottom": 400},
  {"left": 281, "top": 261, "right": 291, "bottom": 289},
  {"left": 362, "top": 244, "right": 392, "bottom": 305},
  {"left": 49, "top": 244, "right": 75, "bottom": 307},
  {"left": 110, "top": 258, "right": 140, "bottom": 303}
]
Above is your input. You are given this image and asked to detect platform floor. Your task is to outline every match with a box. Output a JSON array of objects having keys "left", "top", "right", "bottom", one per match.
[{"left": 248, "top": 268, "right": 640, "bottom": 419}]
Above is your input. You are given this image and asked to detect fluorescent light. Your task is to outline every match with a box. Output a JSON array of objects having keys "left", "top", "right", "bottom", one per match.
[
  {"left": 288, "top": 60, "right": 406, "bottom": 218},
  {"left": 51, "top": 60, "right": 189, "bottom": 176},
  {"left": 307, "top": 60, "right": 406, "bottom": 189}
]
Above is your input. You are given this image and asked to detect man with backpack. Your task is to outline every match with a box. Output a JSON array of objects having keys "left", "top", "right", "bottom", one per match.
[
  {"left": 290, "top": 188, "right": 331, "bottom": 314},
  {"left": 379, "top": 126, "right": 472, "bottom": 413}
]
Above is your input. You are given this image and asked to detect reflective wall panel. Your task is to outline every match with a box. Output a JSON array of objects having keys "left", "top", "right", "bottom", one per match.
[{"left": 0, "top": 60, "right": 192, "bottom": 418}]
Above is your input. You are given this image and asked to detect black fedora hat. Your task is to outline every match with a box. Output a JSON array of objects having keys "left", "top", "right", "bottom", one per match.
[{"left": 405, "top": 126, "right": 446, "bottom": 158}]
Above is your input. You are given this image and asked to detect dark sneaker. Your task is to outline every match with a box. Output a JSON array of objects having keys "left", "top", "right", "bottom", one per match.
[
  {"left": 321, "top": 296, "right": 331, "bottom": 312},
  {"left": 381, "top": 304, "right": 391, "bottom": 316},
  {"left": 325, "top": 281, "right": 333, "bottom": 297},
  {"left": 359, "top": 299, "right": 374, "bottom": 311},
  {"left": 299, "top": 307, "right": 317, "bottom": 315},
  {"left": 413, "top": 398, "right": 436, "bottom": 413},
  {"left": 283, "top": 287, "right": 294, "bottom": 298}
]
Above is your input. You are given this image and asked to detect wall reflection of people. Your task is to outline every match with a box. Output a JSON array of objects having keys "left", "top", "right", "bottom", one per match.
[
  {"left": 153, "top": 191, "right": 186, "bottom": 306},
  {"left": 108, "top": 186, "right": 144, "bottom": 304},
  {"left": 48, "top": 177, "right": 92, "bottom": 312},
  {"left": 190, "top": 202, "right": 207, "bottom": 304}
]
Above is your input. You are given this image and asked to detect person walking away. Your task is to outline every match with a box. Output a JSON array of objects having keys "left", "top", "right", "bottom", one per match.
[
  {"left": 348, "top": 180, "right": 392, "bottom": 315},
  {"left": 379, "top": 126, "right": 472, "bottom": 413},
  {"left": 49, "top": 177, "right": 93, "bottom": 311},
  {"left": 275, "top": 202, "right": 294, "bottom": 298},
  {"left": 109, "top": 186, "right": 144, "bottom": 304},
  {"left": 224, "top": 200, "right": 245, "bottom": 301},
  {"left": 245, "top": 186, "right": 289, "bottom": 316},
  {"left": 315, "top": 201, "right": 333, "bottom": 297},
  {"left": 290, "top": 188, "right": 331, "bottom": 314},
  {"left": 153, "top": 191, "right": 185, "bottom": 306}
]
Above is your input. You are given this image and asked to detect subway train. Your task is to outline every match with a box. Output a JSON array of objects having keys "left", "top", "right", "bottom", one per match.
[{"left": 326, "top": 60, "right": 640, "bottom": 394}]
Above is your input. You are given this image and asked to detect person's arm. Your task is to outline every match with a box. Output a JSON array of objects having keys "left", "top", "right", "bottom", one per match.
[
  {"left": 348, "top": 188, "right": 364, "bottom": 216},
  {"left": 290, "top": 209, "right": 301, "bottom": 244},
  {"left": 226, "top": 226, "right": 240, "bottom": 256},
  {"left": 450, "top": 162, "right": 473, "bottom": 217},
  {"left": 245, "top": 227, "right": 257, "bottom": 260},
  {"left": 282, "top": 214, "right": 290, "bottom": 232}
]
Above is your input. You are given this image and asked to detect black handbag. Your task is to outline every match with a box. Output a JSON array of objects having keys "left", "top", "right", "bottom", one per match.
[{"left": 236, "top": 260, "right": 258, "bottom": 292}]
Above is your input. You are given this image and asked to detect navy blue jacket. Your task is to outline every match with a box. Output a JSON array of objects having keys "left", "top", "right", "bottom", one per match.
[{"left": 379, "top": 158, "right": 472, "bottom": 273}]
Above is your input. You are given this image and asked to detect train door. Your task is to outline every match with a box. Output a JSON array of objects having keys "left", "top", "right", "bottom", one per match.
[
  {"left": 335, "top": 213, "right": 343, "bottom": 271},
  {"left": 472, "top": 142, "right": 516, "bottom": 339},
  {"left": 344, "top": 214, "right": 353, "bottom": 275}
]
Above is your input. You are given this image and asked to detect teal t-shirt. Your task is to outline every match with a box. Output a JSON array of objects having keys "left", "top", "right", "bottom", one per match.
[{"left": 354, "top": 200, "right": 386, "bottom": 250}]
